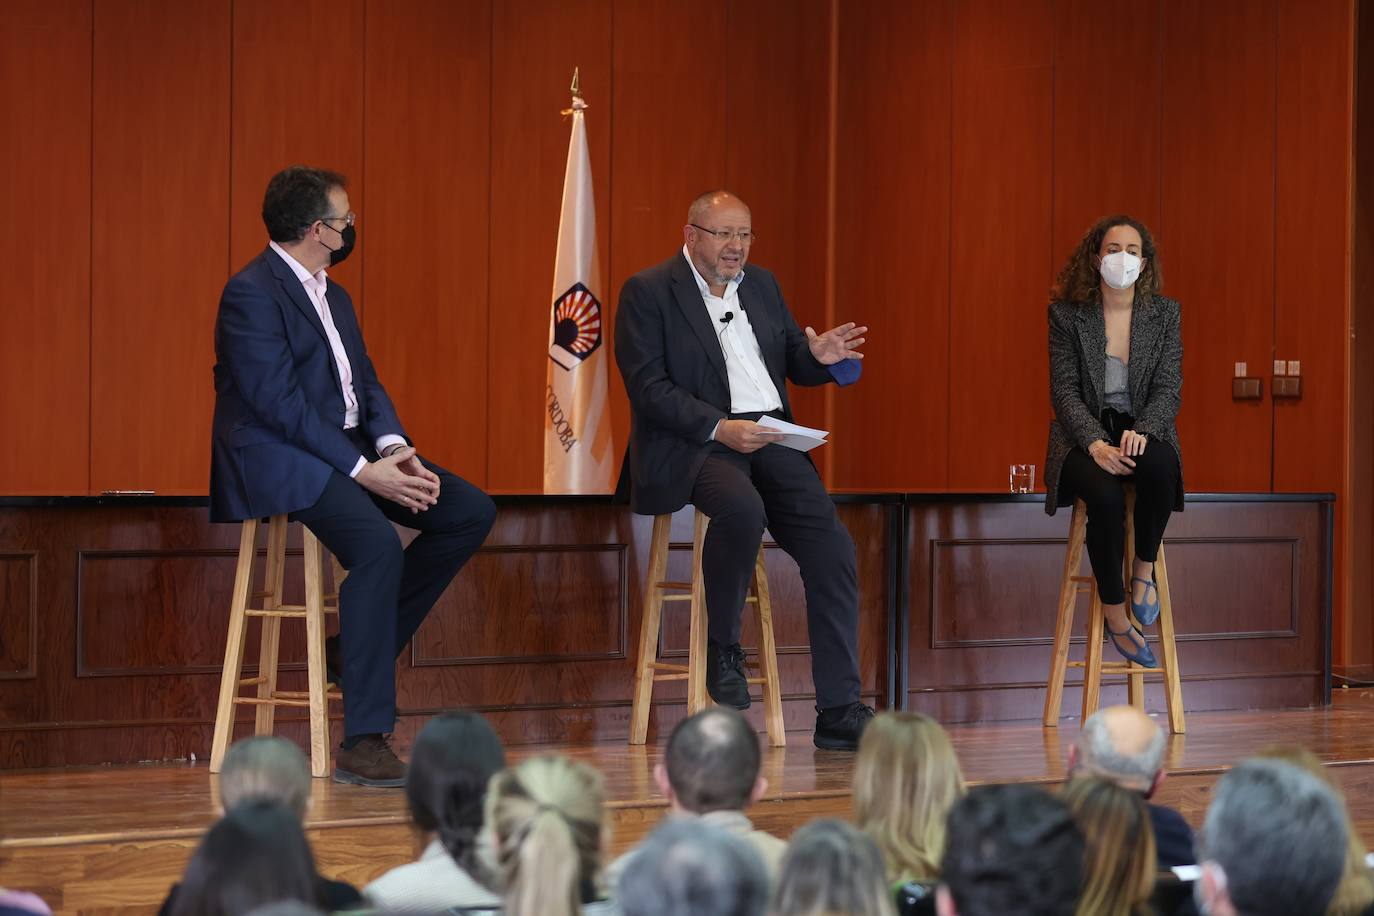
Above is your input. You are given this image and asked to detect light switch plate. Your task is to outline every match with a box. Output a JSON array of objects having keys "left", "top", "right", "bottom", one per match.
[
  {"left": 1288, "top": 360, "right": 1301, "bottom": 376},
  {"left": 1235, "top": 362, "right": 1247, "bottom": 377},
  {"left": 1273, "top": 359, "right": 1287, "bottom": 376}
]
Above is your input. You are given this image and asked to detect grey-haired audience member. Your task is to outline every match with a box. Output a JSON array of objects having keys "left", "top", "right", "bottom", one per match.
[
  {"left": 219, "top": 736, "right": 313, "bottom": 819},
  {"left": 771, "top": 819, "right": 896, "bottom": 916},
  {"left": 1195, "top": 758, "right": 1348, "bottom": 916},
  {"left": 936, "top": 783, "right": 1084, "bottom": 916},
  {"left": 1069, "top": 704, "right": 1194, "bottom": 867},
  {"left": 618, "top": 819, "right": 769, "bottom": 916}
]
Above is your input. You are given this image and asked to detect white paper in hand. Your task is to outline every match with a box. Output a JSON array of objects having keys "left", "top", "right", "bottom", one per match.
[{"left": 755, "top": 415, "right": 830, "bottom": 452}]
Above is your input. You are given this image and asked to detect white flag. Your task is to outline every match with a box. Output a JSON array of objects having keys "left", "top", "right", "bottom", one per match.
[{"left": 544, "top": 102, "right": 614, "bottom": 493}]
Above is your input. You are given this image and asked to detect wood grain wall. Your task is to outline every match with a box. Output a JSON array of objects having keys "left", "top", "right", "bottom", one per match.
[{"left": 0, "top": 1, "right": 1359, "bottom": 659}]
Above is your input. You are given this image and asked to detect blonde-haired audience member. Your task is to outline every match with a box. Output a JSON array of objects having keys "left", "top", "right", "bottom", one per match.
[
  {"left": 770, "top": 819, "right": 896, "bottom": 916},
  {"left": 853, "top": 712, "right": 965, "bottom": 884},
  {"left": 1060, "top": 777, "right": 1155, "bottom": 916},
  {"left": 1255, "top": 746, "right": 1374, "bottom": 916},
  {"left": 485, "top": 754, "right": 617, "bottom": 916}
]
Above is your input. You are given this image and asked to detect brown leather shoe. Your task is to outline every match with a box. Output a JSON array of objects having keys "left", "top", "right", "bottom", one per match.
[{"left": 333, "top": 735, "right": 406, "bottom": 787}]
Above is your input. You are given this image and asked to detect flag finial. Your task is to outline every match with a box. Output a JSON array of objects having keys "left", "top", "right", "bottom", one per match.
[{"left": 563, "top": 67, "right": 587, "bottom": 114}]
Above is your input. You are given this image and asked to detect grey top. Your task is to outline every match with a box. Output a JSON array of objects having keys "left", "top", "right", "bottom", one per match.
[{"left": 1104, "top": 353, "right": 1132, "bottom": 413}]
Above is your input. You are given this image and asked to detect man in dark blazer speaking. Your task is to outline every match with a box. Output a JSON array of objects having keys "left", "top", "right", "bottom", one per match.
[
  {"left": 210, "top": 166, "right": 495, "bottom": 786},
  {"left": 615, "top": 190, "right": 873, "bottom": 749}
]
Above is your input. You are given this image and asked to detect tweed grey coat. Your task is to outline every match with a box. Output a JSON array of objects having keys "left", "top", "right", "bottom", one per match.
[{"left": 1044, "top": 294, "right": 1184, "bottom": 515}]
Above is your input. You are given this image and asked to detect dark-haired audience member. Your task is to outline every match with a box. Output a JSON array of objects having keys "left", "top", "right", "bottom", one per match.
[
  {"left": 936, "top": 784, "right": 1084, "bottom": 916},
  {"left": 1060, "top": 777, "right": 1155, "bottom": 916},
  {"left": 771, "top": 819, "right": 896, "bottom": 916},
  {"left": 161, "top": 737, "right": 360, "bottom": 915},
  {"left": 1254, "top": 747, "right": 1374, "bottom": 916},
  {"left": 486, "top": 755, "right": 618, "bottom": 916},
  {"left": 1069, "top": 704, "right": 1193, "bottom": 868},
  {"left": 169, "top": 800, "right": 321, "bottom": 916},
  {"left": 364, "top": 712, "right": 506, "bottom": 911},
  {"left": 619, "top": 819, "right": 769, "bottom": 916},
  {"left": 607, "top": 708, "right": 785, "bottom": 887},
  {"left": 1195, "top": 758, "right": 1347, "bottom": 916},
  {"left": 853, "top": 712, "right": 965, "bottom": 885}
]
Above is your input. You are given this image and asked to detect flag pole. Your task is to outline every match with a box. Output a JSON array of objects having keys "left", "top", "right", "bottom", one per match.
[{"left": 562, "top": 67, "right": 586, "bottom": 115}]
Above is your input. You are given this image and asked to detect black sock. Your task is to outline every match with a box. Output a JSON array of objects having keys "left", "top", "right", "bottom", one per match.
[{"left": 341, "top": 732, "right": 379, "bottom": 750}]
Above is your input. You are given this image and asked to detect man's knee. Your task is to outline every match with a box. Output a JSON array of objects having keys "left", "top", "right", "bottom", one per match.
[
  {"left": 706, "top": 491, "right": 767, "bottom": 540},
  {"left": 338, "top": 520, "right": 404, "bottom": 575}
]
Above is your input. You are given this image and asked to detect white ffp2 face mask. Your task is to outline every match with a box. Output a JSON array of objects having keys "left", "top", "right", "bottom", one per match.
[{"left": 1099, "top": 251, "right": 1143, "bottom": 290}]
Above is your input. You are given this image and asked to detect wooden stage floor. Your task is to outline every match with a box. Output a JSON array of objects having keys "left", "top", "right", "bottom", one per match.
[{"left": 7, "top": 692, "right": 1374, "bottom": 914}]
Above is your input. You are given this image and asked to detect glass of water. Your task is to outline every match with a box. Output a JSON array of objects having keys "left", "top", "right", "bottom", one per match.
[{"left": 1009, "top": 464, "right": 1036, "bottom": 494}]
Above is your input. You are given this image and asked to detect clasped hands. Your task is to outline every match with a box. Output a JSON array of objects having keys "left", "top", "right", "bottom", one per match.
[
  {"left": 355, "top": 445, "right": 441, "bottom": 513},
  {"left": 1089, "top": 430, "right": 1148, "bottom": 476}
]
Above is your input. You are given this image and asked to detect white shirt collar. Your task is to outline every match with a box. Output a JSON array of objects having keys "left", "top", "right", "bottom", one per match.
[
  {"left": 682, "top": 244, "right": 744, "bottom": 299},
  {"left": 270, "top": 240, "right": 328, "bottom": 287}
]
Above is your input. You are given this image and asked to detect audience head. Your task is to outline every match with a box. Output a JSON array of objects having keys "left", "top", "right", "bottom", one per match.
[
  {"left": 170, "top": 800, "right": 319, "bottom": 916},
  {"left": 853, "top": 711, "right": 965, "bottom": 882},
  {"left": 937, "top": 783, "right": 1084, "bottom": 916},
  {"left": 405, "top": 711, "right": 506, "bottom": 871},
  {"left": 771, "top": 818, "right": 895, "bottom": 916},
  {"left": 660, "top": 707, "right": 764, "bottom": 816},
  {"left": 1059, "top": 776, "right": 1155, "bottom": 916},
  {"left": 1196, "top": 757, "right": 1347, "bottom": 916},
  {"left": 619, "top": 819, "right": 769, "bottom": 916},
  {"left": 218, "top": 736, "right": 312, "bottom": 821},
  {"left": 486, "top": 754, "right": 606, "bottom": 916},
  {"left": 1253, "top": 746, "right": 1374, "bottom": 915},
  {"left": 1069, "top": 705, "right": 1167, "bottom": 795}
]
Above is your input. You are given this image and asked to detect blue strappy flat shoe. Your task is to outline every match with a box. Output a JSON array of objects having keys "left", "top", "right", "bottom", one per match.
[
  {"left": 1106, "top": 619, "right": 1158, "bottom": 668},
  {"left": 1131, "top": 574, "right": 1161, "bottom": 628}
]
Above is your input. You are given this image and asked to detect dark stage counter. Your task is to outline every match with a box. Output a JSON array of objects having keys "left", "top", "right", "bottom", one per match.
[{"left": 0, "top": 492, "right": 1332, "bottom": 768}]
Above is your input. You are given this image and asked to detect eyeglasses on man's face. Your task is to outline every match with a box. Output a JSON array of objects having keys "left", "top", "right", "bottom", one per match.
[{"left": 691, "top": 224, "right": 755, "bottom": 244}]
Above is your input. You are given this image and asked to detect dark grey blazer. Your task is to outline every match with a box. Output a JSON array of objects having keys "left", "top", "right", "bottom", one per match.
[{"left": 1044, "top": 294, "right": 1184, "bottom": 515}]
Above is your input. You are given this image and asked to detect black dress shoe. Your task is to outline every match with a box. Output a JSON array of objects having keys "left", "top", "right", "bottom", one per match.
[
  {"left": 325, "top": 635, "right": 344, "bottom": 690},
  {"left": 706, "top": 641, "right": 751, "bottom": 709},
  {"left": 814, "top": 702, "right": 876, "bottom": 750}
]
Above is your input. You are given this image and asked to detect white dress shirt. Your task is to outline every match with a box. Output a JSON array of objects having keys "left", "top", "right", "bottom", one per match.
[
  {"left": 682, "top": 247, "right": 783, "bottom": 435},
  {"left": 269, "top": 241, "right": 405, "bottom": 477}
]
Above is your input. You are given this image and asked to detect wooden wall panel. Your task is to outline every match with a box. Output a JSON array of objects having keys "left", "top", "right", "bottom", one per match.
[
  {"left": 0, "top": 1, "right": 91, "bottom": 496},
  {"left": 1350, "top": 0, "right": 1374, "bottom": 677},
  {"left": 946, "top": 0, "right": 1055, "bottom": 490},
  {"left": 1049, "top": 0, "right": 1163, "bottom": 265},
  {"left": 1160, "top": 1, "right": 1277, "bottom": 491},
  {"left": 487, "top": 0, "right": 613, "bottom": 493},
  {"left": 89, "top": 0, "right": 230, "bottom": 495},
  {"left": 0, "top": 553, "right": 37, "bottom": 678},
  {"left": 830, "top": 0, "right": 953, "bottom": 489},
  {"left": 362, "top": 1, "right": 492, "bottom": 486},
  {"left": 228, "top": 0, "right": 366, "bottom": 287}
]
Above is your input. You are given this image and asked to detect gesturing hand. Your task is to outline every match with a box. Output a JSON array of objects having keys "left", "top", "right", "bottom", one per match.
[
  {"left": 355, "top": 446, "right": 439, "bottom": 513},
  {"left": 1089, "top": 440, "right": 1136, "bottom": 476},
  {"left": 715, "top": 420, "right": 786, "bottom": 454},
  {"left": 806, "top": 322, "right": 868, "bottom": 365}
]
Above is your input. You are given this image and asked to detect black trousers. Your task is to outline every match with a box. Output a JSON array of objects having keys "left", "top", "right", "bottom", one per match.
[
  {"left": 1058, "top": 438, "right": 1178, "bottom": 605},
  {"left": 689, "top": 439, "right": 861, "bottom": 709},
  {"left": 291, "top": 434, "right": 496, "bottom": 737}
]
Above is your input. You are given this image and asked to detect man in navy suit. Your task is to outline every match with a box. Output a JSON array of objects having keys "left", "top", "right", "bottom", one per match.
[
  {"left": 211, "top": 166, "right": 495, "bottom": 787},
  {"left": 615, "top": 191, "right": 873, "bottom": 750}
]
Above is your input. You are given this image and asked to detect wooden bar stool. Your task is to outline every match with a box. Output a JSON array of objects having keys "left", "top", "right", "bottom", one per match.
[
  {"left": 209, "top": 515, "right": 344, "bottom": 778},
  {"left": 1043, "top": 486, "right": 1185, "bottom": 734},
  {"left": 629, "top": 510, "right": 786, "bottom": 747}
]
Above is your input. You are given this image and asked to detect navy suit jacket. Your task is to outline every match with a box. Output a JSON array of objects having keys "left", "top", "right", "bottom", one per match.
[
  {"left": 613, "top": 253, "right": 858, "bottom": 516},
  {"left": 209, "top": 247, "right": 406, "bottom": 523}
]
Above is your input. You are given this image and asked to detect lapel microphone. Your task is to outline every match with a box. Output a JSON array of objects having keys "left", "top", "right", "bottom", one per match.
[
  {"left": 717, "top": 311, "right": 734, "bottom": 361},
  {"left": 719, "top": 311, "right": 734, "bottom": 325}
]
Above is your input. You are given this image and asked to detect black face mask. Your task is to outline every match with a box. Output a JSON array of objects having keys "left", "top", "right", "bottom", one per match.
[{"left": 322, "top": 223, "right": 356, "bottom": 267}]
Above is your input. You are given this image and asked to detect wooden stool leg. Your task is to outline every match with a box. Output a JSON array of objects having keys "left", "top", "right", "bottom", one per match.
[
  {"left": 254, "top": 516, "right": 288, "bottom": 736},
  {"left": 1122, "top": 490, "right": 1146, "bottom": 711},
  {"left": 1044, "top": 503, "right": 1087, "bottom": 726},
  {"left": 687, "top": 511, "right": 710, "bottom": 715},
  {"left": 211, "top": 519, "right": 259, "bottom": 773},
  {"left": 630, "top": 515, "right": 672, "bottom": 745},
  {"left": 751, "top": 547, "right": 786, "bottom": 747},
  {"left": 1154, "top": 545, "right": 1186, "bottom": 734},
  {"left": 302, "top": 527, "right": 331, "bottom": 778},
  {"left": 1082, "top": 590, "right": 1106, "bottom": 723}
]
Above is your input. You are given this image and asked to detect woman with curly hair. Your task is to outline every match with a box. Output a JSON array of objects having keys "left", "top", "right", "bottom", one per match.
[{"left": 1045, "top": 214, "right": 1183, "bottom": 668}]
